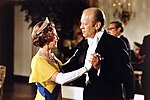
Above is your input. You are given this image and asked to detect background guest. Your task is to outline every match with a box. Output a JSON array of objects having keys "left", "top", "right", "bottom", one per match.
[
  {"left": 139, "top": 34, "right": 150, "bottom": 100},
  {"left": 108, "top": 21, "right": 131, "bottom": 56}
]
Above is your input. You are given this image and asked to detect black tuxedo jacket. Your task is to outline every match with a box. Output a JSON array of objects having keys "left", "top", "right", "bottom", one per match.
[
  {"left": 120, "top": 35, "right": 131, "bottom": 56},
  {"left": 63, "top": 30, "right": 135, "bottom": 100},
  {"left": 139, "top": 34, "right": 150, "bottom": 99},
  {"left": 140, "top": 34, "right": 150, "bottom": 62}
]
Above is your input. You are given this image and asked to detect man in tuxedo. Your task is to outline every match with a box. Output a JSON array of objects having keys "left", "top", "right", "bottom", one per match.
[
  {"left": 108, "top": 21, "right": 131, "bottom": 56},
  {"left": 63, "top": 7, "right": 134, "bottom": 100},
  {"left": 139, "top": 34, "right": 150, "bottom": 100},
  {"left": 107, "top": 21, "right": 135, "bottom": 100}
]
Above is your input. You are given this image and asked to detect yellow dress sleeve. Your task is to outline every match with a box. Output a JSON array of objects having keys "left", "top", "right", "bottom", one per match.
[{"left": 29, "top": 55, "right": 57, "bottom": 83}]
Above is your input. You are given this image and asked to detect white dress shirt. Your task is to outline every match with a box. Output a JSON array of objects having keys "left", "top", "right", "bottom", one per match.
[{"left": 84, "top": 30, "right": 104, "bottom": 84}]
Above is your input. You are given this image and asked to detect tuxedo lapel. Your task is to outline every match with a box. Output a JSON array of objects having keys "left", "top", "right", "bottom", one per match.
[{"left": 95, "top": 30, "right": 107, "bottom": 55}]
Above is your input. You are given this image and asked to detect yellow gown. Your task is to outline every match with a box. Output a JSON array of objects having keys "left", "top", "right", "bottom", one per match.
[{"left": 29, "top": 55, "right": 62, "bottom": 100}]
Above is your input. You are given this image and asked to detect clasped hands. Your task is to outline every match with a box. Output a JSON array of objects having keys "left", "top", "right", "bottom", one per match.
[{"left": 84, "top": 52, "right": 103, "bottom": 71}]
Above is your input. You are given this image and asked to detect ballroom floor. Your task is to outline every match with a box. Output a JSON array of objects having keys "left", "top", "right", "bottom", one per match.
[
  {"left": 2, "top": 78, "right": 144, "bottom": 100},
  {"left": 2, "top": 80, "right": 73, "bottom": 100},
  {"left": 3, "top": 81, "right": 36, "bottom": 100}
]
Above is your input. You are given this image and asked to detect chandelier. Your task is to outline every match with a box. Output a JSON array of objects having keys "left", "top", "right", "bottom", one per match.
[{"left": 112, "top": 0, "right": 133, "bottom": 25}]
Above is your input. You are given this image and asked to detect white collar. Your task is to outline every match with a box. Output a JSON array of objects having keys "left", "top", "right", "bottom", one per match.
[{"left": 87, "top": 29, "right": 104, "bottom": 46}]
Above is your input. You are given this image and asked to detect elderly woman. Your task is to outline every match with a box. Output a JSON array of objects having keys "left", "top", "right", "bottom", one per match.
[{"left": 29, "top": 18, "right": 91, "bottom": 100}]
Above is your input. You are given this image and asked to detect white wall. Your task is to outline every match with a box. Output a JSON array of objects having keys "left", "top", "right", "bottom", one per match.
[
  {"left": 14, "top": 6, "right": 32, "bottom": 76},
  {"left": 99, "top": 0, "right": 150, "bottom": 50},
  {"left": 124, "top": 0, "right": 150, "bottom": 49}
]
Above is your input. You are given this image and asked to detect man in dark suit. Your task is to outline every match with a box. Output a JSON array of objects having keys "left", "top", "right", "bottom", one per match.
[
  {"left": 139, "top": 34, "right": 150, "bottom": 100},
  {"left": 108, "top": 21, "right": 131, "bottom": 56},
  {"left": 63, "top": 7, "right": 135, "bottom": 100},
  {"left": 108, "top": 21, "right": 135, "bottom": 99}
]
